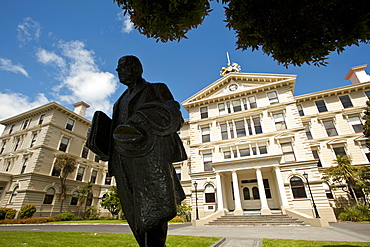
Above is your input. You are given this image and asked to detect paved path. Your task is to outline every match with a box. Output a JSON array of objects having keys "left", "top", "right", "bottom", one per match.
[{"left": 1, "top": 222, "right": 369, "bottom": 247}]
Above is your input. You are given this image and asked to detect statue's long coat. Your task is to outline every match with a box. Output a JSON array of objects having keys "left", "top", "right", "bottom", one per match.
[{"left": 108, "top": 81, "right": 186, "bottom": 243}]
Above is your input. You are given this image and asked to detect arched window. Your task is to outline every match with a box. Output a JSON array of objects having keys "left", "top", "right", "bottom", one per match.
[
  {"left": 86, "top": 192, "right": 93, "bottom": 207},
  {"left": 290, "top": 176, "right": 307, "bottom": 199},
  {"left": 9, "top": 186, "right": 19, "bottom": 204},
  {"left": 252, "top": 187, "right": 260, "bottom": 200},
  {"left": 70, "top": 191, "right": 79, "bottom": 205},
  {"left": 243, "top": 187, "right": 250, "bottom": 200},
  {"left": 204, "top": 184, "right": 216, "bottom": 203},
  {"left": 43, "top": 187, "right": 55, "bottom": 204}
]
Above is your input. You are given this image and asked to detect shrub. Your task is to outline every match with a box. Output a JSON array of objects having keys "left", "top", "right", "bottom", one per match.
[
  {"left": 0, "top": 217, "right": 56, "bottom": 224},
  {"left": 0, "top": 208, "right": 10, "bottom": 220},
  {"left": 5, "top": 209, "right": 17, "bottom": 219},
  {"left": 99, "top": 216, "right": 115, "bottom": 220},
  {"left": 19, "top": 204, "right": 37, "bottom": 219},
  {"left": 84, "top": 206, "right": 100, "bottom": 220},
  {"left": 72, "top": 216, "right": 84, "bottom": 221},
  {"left": 338, "top": 203, "right": 370, "bottom": 222},
  {"left": 170, "top": 216, "right": 185, "bottom": 223},
  {"left": 176, "top": 201, "right": 191, "bottom": 222},
  {"left": 55, "top": 212, "right": 75, "bottom": 221}
]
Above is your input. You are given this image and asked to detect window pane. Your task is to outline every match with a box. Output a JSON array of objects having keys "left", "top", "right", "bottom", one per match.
[
  {"left": 315, "top": 100, "right": 327, "bottom": 112},
  {"left": 243, "top": 187, "right": 250, "bottom": 200},
  {"left": 220, "top": 124, "right": 228, "bottom": 140},
  {"left": 304, "top": 124, "right": 313, "bottom": 139},
  {"left": 259, "top": 146, "right": 267, "bottom": 154},
  {"left": 205, "top": 193, "right": 216, "bottom": 203},
  {"left": 240, "top": 148, "right": 250, "bottom": 157},
  {"left": 339, "top": 95, "right": 353, "bottom": 108},
  {"left": 290, "top": 177, "right": 307, "bottom": 198},
  {"left": 333, "top": 147, "right": 346, "bottom": 157},
  {"left": 253, "top": 117, "right": 262, "bottom": 134},
  {"left": 232, "top": 100, "right": 242, "bottom": 112},
  {"left": 248, "top": 96, "right": 257, "bottom": 108},
  {"left": 224, "top": 151, "right": 231, "bottom": 159},
  {"left": 218, "top": 103, "right": 226, "bottom": 115},
  {"left": 200, "top": 106, "right": 208, "bottom": 119},
  {"left": 235, "top": 121, "right": 246, "bottom": 137},
  {"left": 297, "top": 104, "right": 304, "bottom": 116},
  {"left": 252, "top": 187, "right": 260, "bottom": 199}
]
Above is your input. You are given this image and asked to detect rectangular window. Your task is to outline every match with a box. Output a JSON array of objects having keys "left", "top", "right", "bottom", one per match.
[
  {"left": 239, "top": 148, "right": 250, "bottom": 157},
  {"left": 259, "top": 146, "right": 267, "bottom": 154},
  {"left": 246, "top": 119, "right": 253, "bottom": 135},
  {"left": 365, "top": 91, "right": 370, "bottom": 98},
  {"left": 362, "top": 145, "right": 370, "bottom": 162},
  {"left": 233, "top": 150, "right": 238, "bottom": 158},
  {"left": 273, "top": 113, "right": 286, "bottom": 131},
  {"left": 248, "top": 96, "right": 257, "bottom": 109},
  {"left": 175, "top": 167, "right": 181, "bottom": 180},
  {"left": 253, "top": 117, "right": 262, "bottom": 134},
  {"left": 90, "top": 170, "right": 98, "bottom": 184},
  {"left": 218, "top": 103, "right": 226, "bottom": 115},
  {"left": 323, "top": 120, "right": 338, "bottom": 136},
  {"left": 242, "top": 98, "right": 248, "bottom": 110},
  {"left": 224, "top": 151, "right": 231, "bottom": 159},
  {"left": 95, "top": 155, "right": 100, "bottom": 162},
  {"left": 235, "top": 120, "right": 246, "bottom": 137},
  {"left": 220, "top": 123, "right": 228, "bottom": 140},
  {"left": 20, "top": 158, "right": 28, "bottom": 174},
  {"left": 339, "top": 95, "right": 353, "bottom": 108},
  {"left": 203, "top": 153, "right": 212, "bottom": 171},
  {"left": 5, "top": 161, "right": 12, "bottom": 172},
  {"left": 201, "top": 127, "right": 210, "bottom": 143},
  {"left": 232, "top": 99, "right": 242, "bottom": 112},
  {"left": 267, "top": 91, "right": 279, "bottom": 104},
  {"left": 59, "top": 137, "right": 70, "bottom": 152},
  {"left": 349, "top": 116, "right": 364, "bottom": 133},
  {"left": 297, "top": 104, "right": 304, "bottom": 116},
  {"left": 229, "top": 123, "right": 235, "bottom": 138},
  {"left": 66, "top": 118, "right": 75, "bottom": 131},
  {"left": 0, "top": 141, "right": 6, "bottom": 154},
  {"left": 51, "top": 165, "right": 61, "bottom": 177},
  {"left": 38, "top": 114, "right": 45, "bottom": 125},
  {"left": 81, "top": 146, "right": 89, "bottom": 158},
  {"left": 312, "top": 150, "right": 322, "bottom": 167},
  {"left": 304, "top": 124, "right": 313, "bottom": 140},
  {"left": 252, "top": 147, "right": 257, "bottom": 155},
  {"left": 315, "top": 100, "right": 328, "bottom": 112},
  {"left": 281, "top": 142, "right": 296, "bottom": 162},
  {"left": 22, "top": 119, "right": 29, "bottom": 130},
  {"left": 76, "top": 167, "right": 85, "bottom": 181},
  {"left": 200, "top": 106, "right": 208, "bottom": 119},
  {"left": 30, "top": 133, "right": 37, "bottom": 147},
  {"left": 263, "top": 179, "right": 272, "bottom": 199},
  {"left": 104, "top": 173, "right": 112, "bottom": 185},
  {"left": 333, "top": 147, "right": 346, "bottom": 157},
  {"left": 14, "top": 137, "right": 20, "bottom": 151},
  {"left": 226, "top": 102, "right": 231, "bottom": 113},
  {"left": 9, "top": 124, "right": 14, "bottom": 134}
]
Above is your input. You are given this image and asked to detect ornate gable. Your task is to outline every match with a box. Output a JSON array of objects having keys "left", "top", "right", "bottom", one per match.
[{"left": 182, "top": 72, "right": 297, "bottom": 109}]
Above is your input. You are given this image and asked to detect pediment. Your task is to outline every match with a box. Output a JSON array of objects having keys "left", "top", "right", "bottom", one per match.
[{"left": 182, "top": 72, "right": 297, "bottom": 107}]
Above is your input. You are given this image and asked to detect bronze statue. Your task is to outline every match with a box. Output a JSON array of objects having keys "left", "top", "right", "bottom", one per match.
[{"left": 87, "top": 55, "right": 186, "bottom": 246}]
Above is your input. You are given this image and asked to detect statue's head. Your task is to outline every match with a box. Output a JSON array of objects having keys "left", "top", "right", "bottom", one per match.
[{"left": 116, "top": 55, "right": 143, "bottom": 86}]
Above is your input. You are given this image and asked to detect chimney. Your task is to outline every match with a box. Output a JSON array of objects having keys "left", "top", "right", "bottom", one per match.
[
  {"left": 345, "top": 64, "right": 370, "bottom": 84},
  {"left": 73, "top": 101, "right": 90, "bottom": 118}
]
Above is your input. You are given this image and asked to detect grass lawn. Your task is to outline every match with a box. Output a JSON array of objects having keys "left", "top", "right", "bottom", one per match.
[
  {"left": 263, "top": 239, "right": 370, "bottom": 247},
  {"left": 0, "top": 231, "right": 220, "bottom": 247}
]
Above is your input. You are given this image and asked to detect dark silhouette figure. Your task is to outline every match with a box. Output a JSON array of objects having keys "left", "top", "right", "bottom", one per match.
[{"left": 87, "top": 55, "right": 186, "bottom": 246}]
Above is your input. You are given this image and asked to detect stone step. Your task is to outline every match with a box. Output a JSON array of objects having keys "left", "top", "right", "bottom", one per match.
[{"left": 207, "top": 214, "right": 307, "bottom": 226}]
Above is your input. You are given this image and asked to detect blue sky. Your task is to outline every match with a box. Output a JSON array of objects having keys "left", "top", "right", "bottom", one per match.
[{"left": 1, "top": 1, "right": 369, "bottom": 133}]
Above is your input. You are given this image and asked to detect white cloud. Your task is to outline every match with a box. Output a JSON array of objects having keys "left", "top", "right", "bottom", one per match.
[
  {"left": 0, "top": 92, "right": 49, "bottom": 134},
  {"left": 36, "top": 49, "right": 66, "bottom": 68},
  {"left": 49, "top": 40, "right": 118, "bottom": 117},
  {"left": 117, "top": 12, "right": 134, "bottom": 33},
  {"left": 0, "top": 58, "right": 29, "bottom": 77},
  {"left": 17, "top": 17, "right": 41, "bottom": 46}
]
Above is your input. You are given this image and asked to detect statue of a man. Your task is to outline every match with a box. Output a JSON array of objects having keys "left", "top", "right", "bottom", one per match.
[{"left": 88, "top": 55, "right": 187, "bottom": 246}]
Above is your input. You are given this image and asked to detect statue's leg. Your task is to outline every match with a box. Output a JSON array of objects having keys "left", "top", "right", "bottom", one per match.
[{"left": 144, "top": 222, "right": 168, "bottom": 247}]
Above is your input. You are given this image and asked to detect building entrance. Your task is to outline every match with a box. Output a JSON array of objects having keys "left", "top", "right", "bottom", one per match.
[{"left": 241, "top": 180, "right": 261, "bottom": 210}]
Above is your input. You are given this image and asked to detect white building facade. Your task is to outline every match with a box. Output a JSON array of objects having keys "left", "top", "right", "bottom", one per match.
[
  {"left": 179, "top": 64, "right": 370, "bottom": 225},
  {"left": 0, "top": 102, "right": 114, "bottom": 217}
]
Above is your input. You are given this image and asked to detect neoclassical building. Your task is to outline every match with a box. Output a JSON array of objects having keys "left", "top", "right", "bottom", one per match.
[
  {"left": 177, "top": 64, "right": 370, "bottom": 226},
  {"left": 0, "top": 101, "right": 113, "bottom": 217}
]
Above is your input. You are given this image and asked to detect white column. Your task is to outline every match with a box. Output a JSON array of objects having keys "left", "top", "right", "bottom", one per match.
[
  {"left": 232, "top": 170, "right": 243, "bottom": 215},
  {"left": 215, "top": 172, "right": 224, "bottom": 212},
  {"left": 256, "top": 168, "right": 271, "bottom": 215},
  {"left": 274, "top": 166, "right": 290, "bottom": 213}
]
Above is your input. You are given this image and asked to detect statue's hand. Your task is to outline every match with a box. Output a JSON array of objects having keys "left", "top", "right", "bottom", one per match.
[{"left": 113, "top": 124, "right": 143, "bottom": 144}]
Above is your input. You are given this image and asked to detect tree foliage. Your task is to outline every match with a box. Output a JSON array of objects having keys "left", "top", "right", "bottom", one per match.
[
  {"left": 363, "top": 100, "right": 370, "bottom": 148},
  {"left": 322, "top": 156, "right": 370, "bottom": 203},
  {"left": 113, "top": 0, "right": 370, "bottom": 67},
  {"left": 100, "top": 186, "right": 122, "bottom": 218},
  {"left": 54, "top": 154, "right": 77, "bottom": 212}
]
